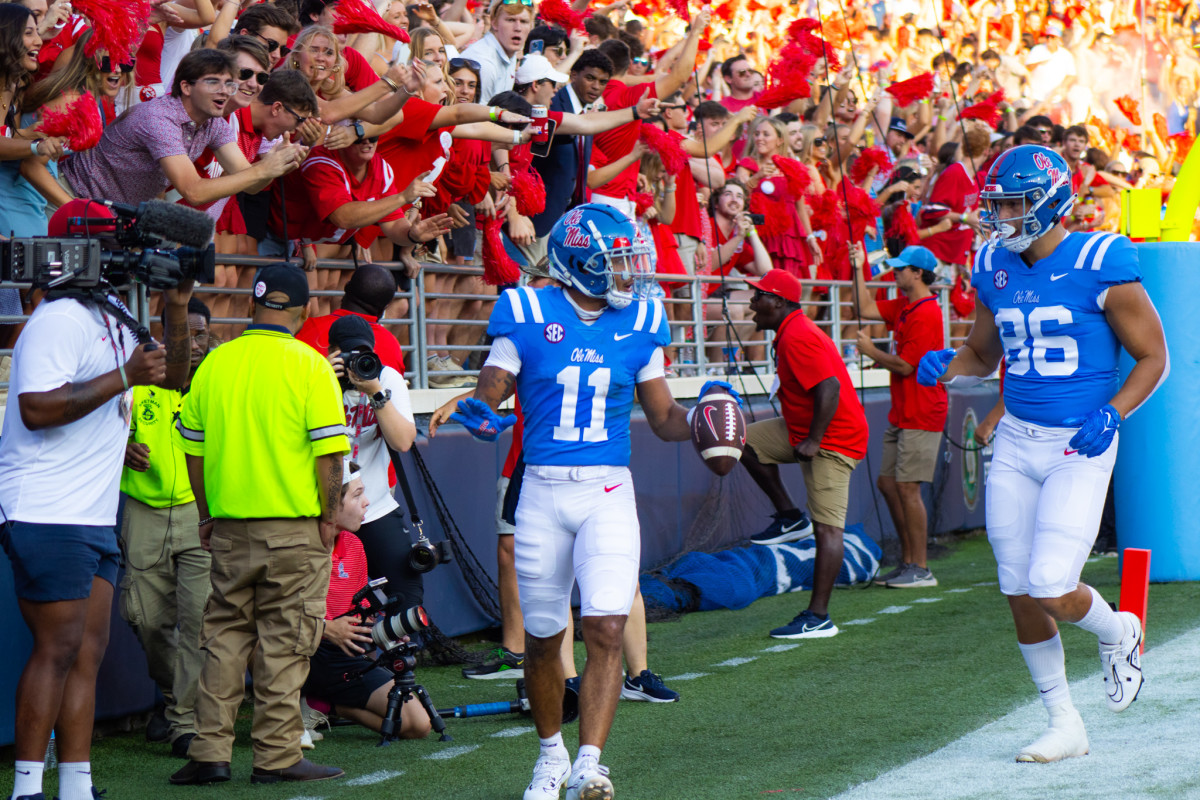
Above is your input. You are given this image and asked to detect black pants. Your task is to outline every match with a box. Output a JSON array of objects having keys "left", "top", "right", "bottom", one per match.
[{"left": 356, "top": 507, "right": 424, "bottom": 609}]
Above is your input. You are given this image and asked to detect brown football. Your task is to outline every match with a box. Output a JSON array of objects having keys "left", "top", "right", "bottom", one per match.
[{"left": 690, "top": 389, "right": 747, "bottom": 476}]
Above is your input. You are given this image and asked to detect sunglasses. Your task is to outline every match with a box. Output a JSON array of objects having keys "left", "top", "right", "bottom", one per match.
[
  {"left": 253, "top": 32, "right": 291, "bottom": 58},
  {"left": 660, "top": 103, "right": 687, "bottom": 110},
  {"left": 734, "top": 69, "right": 752, "bottom": 77},
  {"left": 449, "top": 57, "right": 481, "bottom": 71},
  {"left": 632, "top": 57, "right": 651, "bottom": 66},
  {"left": 813, "top": 137, "right": 827, "bottom": 146},
  {"left": 98, "top": 56, "right": 134, "bottom": 74},
  {"left": 497, "top": 0, "right": 534, "bottom": 6},
  {"left": 280, "top": 105, "right": 311, "bottom": 125},
  {"left": 239, "top": 67, "right": 271, "bottom": 85},
  {"left": 355, "top": 135, "right": 381, "bottom": 144}
]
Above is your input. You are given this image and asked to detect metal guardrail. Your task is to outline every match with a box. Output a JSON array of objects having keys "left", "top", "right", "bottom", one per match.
[{"left": 0, "top": 256, "right": 965, "bottom": 393}]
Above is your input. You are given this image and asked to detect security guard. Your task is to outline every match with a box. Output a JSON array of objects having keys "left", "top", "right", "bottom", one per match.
[
  {"left": 120, "top": 298, "right": 214, "bottom": 758},
  {"left": 171, "top": 265, "right": 349, "bottom": 786}
]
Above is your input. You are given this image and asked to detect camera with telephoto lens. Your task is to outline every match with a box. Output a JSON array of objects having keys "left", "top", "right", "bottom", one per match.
[
  {"left": 0, "top": 200, "right": 216, "bottom": 291},
  {"left": 344, "top": 348, "right": 383, "bottom": 382},
  {"left": 343, "top": 577, "right": 431, "bottom": 653}
]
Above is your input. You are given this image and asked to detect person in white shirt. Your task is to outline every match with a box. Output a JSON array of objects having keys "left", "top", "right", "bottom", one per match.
[
  {"left": 323, "top": 314, "right": 420, "bottom": 608},
  {"left": 460, "top": 0, "right": 535, "bottom": 107}
]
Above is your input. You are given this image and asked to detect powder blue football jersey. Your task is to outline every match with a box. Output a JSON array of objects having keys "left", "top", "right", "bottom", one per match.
[
  {"left": 973, "top": 232, "right": 1141, "bottom": 426},
  {"left": 488, "top": 286, "right": 671, "bottom": 466}
]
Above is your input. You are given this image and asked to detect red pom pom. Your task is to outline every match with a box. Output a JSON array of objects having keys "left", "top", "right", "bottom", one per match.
[
  {"left": 634, "top": 192, "right": 655, "bottom": 216},
  {"left": 886, "top": 72, "right": 934, "bottom": 107},
  {"left": 886, "top": 202, "right": 920, "bottom": 247},
  {"left": 787, "top": 18, "right": 821, "bottom": 38},
  {"left": 539, "top": 0, "right": 592, "bottom": 33},
  {"left": 510, "top": 168, "right": 546, "bottom": 216},
  {"left": 749, "top": 193, "right": 791, "bottom": 237},
  {"left": 38, "top": 93, "right": 104, "bottom": 152},
  {"left": 1169, "top": 131, "right": 1195, "bottom": 161},
  {"left": 639, "top": 125, "right": 689, "bottom": 175},
  {"left": 332, "top": 0, "right": 411, "bottom": 43},
  {"left": 482, "top": 217, "right": 522, "bottom": 286},
  {"left": 666, "top": 0, "right": 690, "bottom": 21},
  {"left": 849, "top": 146, "right": 890, "bottom": 186},
  {"left": 772, "top": 156, "right": 811, "bottom": 197},
  {"left": 960, "top": 97, "right": 1002, "bottom": 127},
  {"left": 632, "top": 1, "right": 652, "bottom": 16},
  {"left": 1115, "top": 95, "right": 1142, "bottom": 126},
  {"left": 73, "top": 0, "right": 150, "bottom": 64},
  {"left": 1153, "top": 112, "right": 1169, "bottom": 143}
]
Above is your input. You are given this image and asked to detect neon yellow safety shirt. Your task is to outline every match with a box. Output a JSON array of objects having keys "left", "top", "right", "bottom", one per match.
[
  {"left": 175, "top": 325, "right": 349, "bottom": 519},
  {"left": 121, "top": 385, "right": 194, "bottom": 507}
]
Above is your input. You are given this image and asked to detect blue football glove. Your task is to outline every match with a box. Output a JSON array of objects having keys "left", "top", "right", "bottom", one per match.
[
  {"left": 449, "top": 397, "right": 517, "bottom": 442},
  {"left": 1062, "top": 403, "right": 1121, "bottom": 458},
  {"left": 917, "top": 348, "right": 957, "bottom": 387},
  {"left": 699, "top": 379, "right": 743, "bottom": 408}
]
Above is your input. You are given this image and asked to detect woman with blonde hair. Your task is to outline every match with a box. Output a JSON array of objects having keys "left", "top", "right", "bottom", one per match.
[
  {"left": 286, "top": 24, "right": 416, "bottom": 125},
  {"left": 735, "top": 115, "right": 821, "bottom": 281}
]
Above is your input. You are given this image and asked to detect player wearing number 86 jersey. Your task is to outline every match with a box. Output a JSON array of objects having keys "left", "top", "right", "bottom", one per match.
[{"left": 920, "top": 145, "right": 1168, "bottom": 765}]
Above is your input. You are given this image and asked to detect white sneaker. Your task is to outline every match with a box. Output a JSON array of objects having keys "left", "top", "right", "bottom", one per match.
[
  {"left": 1100, "top": 611, "right": 1144, "bottom": 712},
  {"left": 300, "top": 696, "right": 328, "bottom": 743},
  {"left": 565, "top": 761, "right": 613, "bottom": 800},
  {"left": 524, "top": 754, "right": 570, "bottom": 800},
  {"left": 1015, "top": 702, "right": 1089, "bottom": 763},
  {"left": 300, "top": 727, "right": 315, "bottom": 750}
]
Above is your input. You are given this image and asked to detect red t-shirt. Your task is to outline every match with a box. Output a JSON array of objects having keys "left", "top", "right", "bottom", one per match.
[
  {"left": 296, "top": 309, "right": 406, "bottom": 376},
  {"left": 271, "top": 145, "right": 406, "bottom": 245},
  {"left": 37, "top": 15, "right": 90, "bottom": 80},
  {"left": 664, "top": 130, "right": 702, "bottom": 239},
  {"left": 922, "top": 161, "right": 981, "bottom": 265},
  {"left": 703, "top": 216, "right": 755, "bottom": 296},
  {"left": 134, "top": 25, "right": 164, "bottom": 87},
  {"left": 876, "top": 295, "right": 948, "bottom": 431},
  {"left": 719, "top": 94, "right": 760, "bottom": 114},
  {"left": 774, "top": 310, "right": 869, "bottom": 459},
  {"left": 591, "top": 78, "right": 656, "bottom": 200},
  {"left": 375, "top": 97, "right": 449, "bottom": 194},
  {"left": 343, "top": 45, "right": 381, "bottom": 91},
  {"left": 325, "top": 532, "right": 369, "bottom": 619},
  {"left": 426, "top": 137, "right": 491, "bottom": 215}
]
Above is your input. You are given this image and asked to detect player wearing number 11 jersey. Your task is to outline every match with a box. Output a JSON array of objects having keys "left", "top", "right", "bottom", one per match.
[
  {"left": 918, "top": 146, "right": 1168, "bottom": 764},
  {"left": 452, "top": 204, "right": 703, "bottom": 800}
]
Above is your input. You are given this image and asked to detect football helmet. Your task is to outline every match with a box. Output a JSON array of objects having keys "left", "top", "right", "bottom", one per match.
[
  {"left": 547, "top": 203, "right": 654, "bottom": 309},
  {"left": 979, "top": 145, "right": 1075, "bottom": 253}
]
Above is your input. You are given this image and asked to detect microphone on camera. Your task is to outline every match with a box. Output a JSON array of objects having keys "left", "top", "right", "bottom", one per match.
[{"left": 98, "top": 199, "right": 216, "bottom": 249}]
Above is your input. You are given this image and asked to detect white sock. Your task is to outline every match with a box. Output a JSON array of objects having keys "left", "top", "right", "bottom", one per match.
[
  {"left": 58, "top": 762, "right": 93, "bottom": 800},
  {"left": 539, "top": 732, "right": 567, "bottom": 761},
  {"left": 12, "top": 760, "right": 44, "bottom": 798},
  {"left": 1073, "top": 585, "right": 1126, "bottom": 644},
  {"left": 573, "top": 744, "right": 602, "bottom": 772},
  {"left": 1019, "top": 634, "right": 1072, "bottom": 709}
]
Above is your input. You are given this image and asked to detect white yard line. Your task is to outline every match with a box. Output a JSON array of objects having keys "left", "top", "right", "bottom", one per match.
[
  {"left": 424, "top": 744, "right": 481, "bottom": 760},
  {"left": 344, "top": 770, "right": 404, "bottom": 787},
  {"left": 833, "top": 626, "right": 1200, "bottom": 800}
]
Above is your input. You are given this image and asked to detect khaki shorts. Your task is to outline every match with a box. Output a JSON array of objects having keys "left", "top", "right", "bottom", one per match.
[
  {"left": 746, "top": 416, "right": 861, "bottom": 528},
  {"left": 514, "top": 235, "right": 551, "bottom": 278},
  {"left": 879, "top": 425, "right": 942, "bottom": 483}
]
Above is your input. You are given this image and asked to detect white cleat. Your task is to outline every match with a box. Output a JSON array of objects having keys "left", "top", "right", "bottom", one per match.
[
  {"left": 1015, "top": 703, "right": 1089, "bottom": 763},
  {"left": 565, "top": 761, "right": 614, "bottom": 800},
  {"left": 525, "top": 754, "right": 571, "bottom": 800},
  {"left": 1100, "top": 611, "right": 1144, "bottom": 712}
]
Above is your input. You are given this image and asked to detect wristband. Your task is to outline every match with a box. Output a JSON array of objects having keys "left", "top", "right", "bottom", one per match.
[
  {"left": 489, "top": 105, "right": 501, "bottom": 122},
  {"left": 380, "top": 75, "right": 399, "bottom": 92},
  {"left": 512, "top": 128, "right": 521, "bottom": 145},
  {"left": 198, "top": 517, "right": 214, "bottom": 527},
  {"left": 960, "top": 213, "right": 968, "bottom": 223},
  {"left": 30, "top": 139, "right": 41, "bottom": 155},
  {"left": 938, "top": 114, "right": 947, "bottom": 121},
  {"left": 631, "top": 104, "right": 640, "bottom": 121}
]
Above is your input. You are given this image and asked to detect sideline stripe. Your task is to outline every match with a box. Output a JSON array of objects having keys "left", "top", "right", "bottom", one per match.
[
  {"left": 491, "top": 726, "right": 537, "bottom": 738},
  {"left": 666, "top": 672, "right": 711, "bottom": 681},
  {"left": 832, "top": 626, "right": 1200, "bottom": 800},
  {"left": 945, "top": 588, "right": 973, "bottom": 593},
  {"left": 713, "top": 657, "right": 758, "bottom": 667},
  {"left": 345, "top": 770, "right": 404, "bottom": 786},
  {"left": 425, "top": 745, "right": 480, "bottom": 760},
  {"left": 878, "top": 605, "right": 911, "bottom": 614},
  {"left": 762, "top": 644, "right": 800, "bottom": 653},
  {"left": 842, "top": 618, "right": 876, "bottom": 626},
  {"left": 912, "top": 597, "right": 943, "bottom": 604}
]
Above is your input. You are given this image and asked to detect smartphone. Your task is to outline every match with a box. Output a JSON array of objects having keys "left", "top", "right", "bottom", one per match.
[
  {"left": 748, "top": 213, "right": 765, "bottom": 225},
  {"left": 529, "top": 39, "right": 545, "bottom": 55},
  {"left": 530, "top": 117, "right": 558, "bottom": 158}
]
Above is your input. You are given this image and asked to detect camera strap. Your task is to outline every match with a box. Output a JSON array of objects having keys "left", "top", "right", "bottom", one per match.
[{"left": 387, "top": 446, "right": 424, "bottom": 533}]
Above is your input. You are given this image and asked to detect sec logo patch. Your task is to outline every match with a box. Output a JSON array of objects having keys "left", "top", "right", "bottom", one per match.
[
  {"left": 994, "top": 269, "right": 1008, "bottom": 289},
  {"left": 544, "top": 322, "right": 565, "bottom": 343}
]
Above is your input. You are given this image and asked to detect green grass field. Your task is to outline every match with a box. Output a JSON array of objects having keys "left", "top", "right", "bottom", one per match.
[{"left": 6, "top": 533, "right": 1199, "bottom": 800}]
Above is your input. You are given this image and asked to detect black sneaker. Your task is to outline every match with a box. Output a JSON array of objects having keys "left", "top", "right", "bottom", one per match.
[
  {"left": 769, "top": 609, "right": 839, "bottom": 639},
  {"left": 750, "top": 511, "right": 814, "bottom": 545},
  {"left": 620, "top": 670, "right": 679, "bottom": 703},
  {"left": 462, "top": 647, "right": 524, "bottom": 680}
]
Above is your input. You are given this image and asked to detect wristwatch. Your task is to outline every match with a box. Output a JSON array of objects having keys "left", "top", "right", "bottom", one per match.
[
  {"left": 369, "top": 389, "right": 392, "bottom": 410},
  {"left": 352, "top": 120, "right": 366, "bottom": 141}
]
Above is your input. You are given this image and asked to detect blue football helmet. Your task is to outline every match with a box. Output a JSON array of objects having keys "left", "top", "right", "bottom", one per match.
[
  {"left": 979, "top": 145, "right": 1075, "bottom": 253},
  {"left": 547, "top": 203, "right": 654, "bottom": 309}
]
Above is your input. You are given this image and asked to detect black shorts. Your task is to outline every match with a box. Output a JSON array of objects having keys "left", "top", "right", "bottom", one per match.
[
  {"left": 448, "top": 202, "right": 477, "bottom": 258},
  {"left": 304, "top": 641, "right": 393, "bottom": 709},
  {"left": 356, "top": 507, "right": 424, "bottom": 608}
]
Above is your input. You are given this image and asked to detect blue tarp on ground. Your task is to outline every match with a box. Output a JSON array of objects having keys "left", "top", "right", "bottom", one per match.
[{"left": 640, "top": 524, "right": 883, "bottom": 613}]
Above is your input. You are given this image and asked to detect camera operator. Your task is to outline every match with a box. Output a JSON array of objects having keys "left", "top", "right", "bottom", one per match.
[
  {"left": 302, "top": 461, "right": 431, "bottom": 740},
  {"left": 0, "top": 202, "right": 196, "bottom": 800},
  {"left": 321, "top": 314, "right": 421, "bottom": 608}
]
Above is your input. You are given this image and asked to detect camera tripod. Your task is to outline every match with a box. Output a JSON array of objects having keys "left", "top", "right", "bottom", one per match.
[{"left": 360, "top": 644, "right": 450, "bottom": 746}]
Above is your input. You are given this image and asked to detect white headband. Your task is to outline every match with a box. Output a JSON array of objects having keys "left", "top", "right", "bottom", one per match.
[{"left": 343, "top": 455, "right": 356, "bottom": 486}]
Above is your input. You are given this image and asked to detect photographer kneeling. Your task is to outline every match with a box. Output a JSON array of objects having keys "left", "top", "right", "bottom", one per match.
[{"left": 303, "top": 462, "right": 432, "bottom": 740}]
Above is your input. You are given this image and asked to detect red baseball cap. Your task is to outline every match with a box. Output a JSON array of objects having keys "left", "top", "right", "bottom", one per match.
[
  {"left": 745, "top": 269, "right": 803, "bottom": 305},
  {"left": 47, "top": 198, "right": 118, "bottom": 237}
]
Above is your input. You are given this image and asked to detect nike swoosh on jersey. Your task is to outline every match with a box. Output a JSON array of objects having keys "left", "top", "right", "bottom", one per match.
[
  {"left": 604, "top": 484, "right": 622, "bottom": 492},
  {"left": 1064, "top": 448, "right": 1079, "bottom": 456},
  {"left": 613, "top": 333, "right": 633, "bottom": 341},
  {"left": 1050, "top": 273, "right": 1068, "bottom": 281}
]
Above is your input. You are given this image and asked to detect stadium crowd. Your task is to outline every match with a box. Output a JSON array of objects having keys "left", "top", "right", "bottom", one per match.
[{"left": 0, "top": 0, "right": 1184, "bottom": 796}]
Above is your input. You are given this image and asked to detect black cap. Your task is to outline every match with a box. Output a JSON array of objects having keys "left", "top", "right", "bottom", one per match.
[
  {"left": 889, "top": 117, "right": 914, "bottom": 138},
  {"left": 329, "top": 314, "right": 375, "bottom": 353},
  {"left": 252, "top": 264, "right": 309, "bottom": 310}
]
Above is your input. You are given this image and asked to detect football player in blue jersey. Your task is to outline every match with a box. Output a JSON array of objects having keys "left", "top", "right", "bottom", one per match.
[
  {"left": 918, "top": 145, "right": 1168, "bottom": 764},
  {"left": 451, "top": 203, "right": 733, "bottom": 800}
]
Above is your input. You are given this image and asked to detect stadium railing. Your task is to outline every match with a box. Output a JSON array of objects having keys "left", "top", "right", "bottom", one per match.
[{"left": 0, "top": 257, "right": 965, "bottom": 409}]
